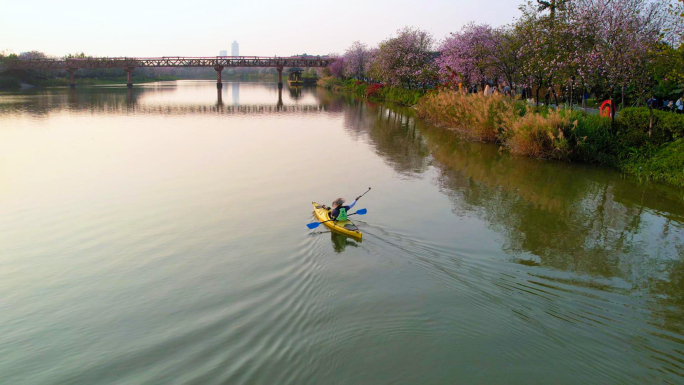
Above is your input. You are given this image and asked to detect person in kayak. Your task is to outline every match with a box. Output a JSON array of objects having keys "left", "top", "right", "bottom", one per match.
[{"left": 330, "top": 196, "right": 361, "bottom": 221}]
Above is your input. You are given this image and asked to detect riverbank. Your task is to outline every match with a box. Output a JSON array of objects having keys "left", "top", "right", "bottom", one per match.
[
  {"left": 317, "top": 77, "right": 424, "bottom": 106},
  {"left": 319, "top": 79, "right": 684, "bottom": 187},
  {"left": 416, "top": 91, "right": 684, "bottom": 187}
]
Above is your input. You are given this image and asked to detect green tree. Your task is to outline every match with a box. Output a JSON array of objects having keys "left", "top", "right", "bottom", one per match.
[{"left": 535, "top": 0, "right": 569, "bottom": 19}]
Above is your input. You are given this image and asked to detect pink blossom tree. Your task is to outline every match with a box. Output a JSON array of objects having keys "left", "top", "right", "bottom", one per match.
[
  {"left": 437, "top": 23, "right": 497, "bottom": 90},
  {"left": 328, "top": 54, "right": 345, "bottom": 78},
  {"left": 343, "top": 41, "right": 371, "bottom": 79},
  {"left": 491, "top": 27, "right": 525, "bottom": 93},
  {"left": 578, "top": 0, "right": 664, "bottom": 122},
  {"left": 369, "top": 27, "right": 436, "bottom": 87}
]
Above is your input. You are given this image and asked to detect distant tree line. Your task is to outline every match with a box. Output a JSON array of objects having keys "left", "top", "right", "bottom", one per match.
[{"left": 0, "top": 50, "right": 313, "bottom": 85}]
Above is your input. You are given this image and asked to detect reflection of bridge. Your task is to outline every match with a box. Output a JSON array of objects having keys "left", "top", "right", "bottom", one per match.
[
  {"left": 0, "top": 87, "right": 325, "bottom": 116},
  {"left": 2, "top": 56, "right": 334, "bottom": 89},
  {"left": 73, "top": 102, "right": 326, "bottom": 115}
]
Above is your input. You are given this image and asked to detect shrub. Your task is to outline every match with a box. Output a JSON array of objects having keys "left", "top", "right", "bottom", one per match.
[
  {"left": 377, "top": 86, "right": 424, "bottom": 106},
  {"left": 0, "top": 76, "right": 21, "bottom": 89},
  {"left": 317, "top": 76, "right": 343, "bottom": 90},
  {"left": 658, "top": 111, "right": 684, "bottom": 140},
  {"left": 621, "top": 139, "right": 684, "bottom": 186},
  {"left": 366, "top": 84, "right": 383, "bottom": 98},
  {"left": 617, "top": 108, "right": 666, "bottom": 147},
  {"left": 617, "top": 107, "right": 684, "bottom": 145},
  {"left": 343, "top": 79, "right": 367, "bottom": 96},
  {"left": 504, "top": 110, "right": 573, "bottom": 160},
  {"left": 572, "top": 114, "right": 615, "bottom": 163}
]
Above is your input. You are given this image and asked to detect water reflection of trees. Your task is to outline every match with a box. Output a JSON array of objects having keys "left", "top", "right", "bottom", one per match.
[
  {"left": 423, "top": 124, "right": 683, "bottom": 284},
  {"left": 332, "top": 95, "right": 684, "bottom": 367},
  {"left": 332, "top": 94, "right": 684, "bottom": 288},
  {"left": 339, "top": 97, "right": 430, "bottom": 176}
]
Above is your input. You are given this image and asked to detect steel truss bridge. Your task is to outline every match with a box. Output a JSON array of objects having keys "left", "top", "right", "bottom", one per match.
[{"left": 0, "top": 56, "right": 335, "bottom": 88}]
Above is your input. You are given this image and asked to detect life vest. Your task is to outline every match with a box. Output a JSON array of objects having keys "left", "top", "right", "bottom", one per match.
[{"left": 336, "top": 207, "right": 348, "bottom": 221}]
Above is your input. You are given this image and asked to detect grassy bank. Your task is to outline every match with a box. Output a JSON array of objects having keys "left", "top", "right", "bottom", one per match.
[
  {"left": 318, "top": 77, "right": 423, "bottom": 106},
  {"left": 416, "top": 91, "right": 684, "bottom": 187}
]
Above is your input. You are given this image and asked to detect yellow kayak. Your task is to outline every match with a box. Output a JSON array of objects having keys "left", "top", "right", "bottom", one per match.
[{"left": 312, "top": 202, "right": 362, "bottom": 241}]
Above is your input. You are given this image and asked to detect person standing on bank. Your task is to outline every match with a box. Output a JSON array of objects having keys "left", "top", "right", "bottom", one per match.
[{"left": 330, "top": 196, "right": 361, "bottom": 221}]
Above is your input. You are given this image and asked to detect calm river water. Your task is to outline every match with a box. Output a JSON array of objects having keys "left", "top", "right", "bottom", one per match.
[{"left": 1, "top": 81, "right": 684, "bottom": 384}]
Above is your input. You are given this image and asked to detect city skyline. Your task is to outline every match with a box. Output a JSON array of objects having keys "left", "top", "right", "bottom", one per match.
[{"left": 232, "top": 41, "right": 239, "bottom": 57}]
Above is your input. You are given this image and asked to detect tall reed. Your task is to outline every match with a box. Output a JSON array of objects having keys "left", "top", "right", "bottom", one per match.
[
  {"left": 417, "top": 91, "right": 574, "bottom": 159},
  {"left": 504, "top": 111, "right": 573, "bottom": 160}
]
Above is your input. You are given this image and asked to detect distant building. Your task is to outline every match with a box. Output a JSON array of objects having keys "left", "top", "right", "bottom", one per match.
[
  {"left": 231, "top": 41, "right": 239, "bottom": 57},
  {"left": 219, "top": 50, "right": 227, "bottom": 56}
]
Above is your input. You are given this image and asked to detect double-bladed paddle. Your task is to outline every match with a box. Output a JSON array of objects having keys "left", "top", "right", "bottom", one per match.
[{"left": 306, "top": 209, "right": 367, "bottom": 229}]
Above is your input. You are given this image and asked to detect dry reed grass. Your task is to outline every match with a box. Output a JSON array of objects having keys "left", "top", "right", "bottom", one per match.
[
  {"left": 417, "top": 92, "right": 513, "bottom": 142},
  {"left": 504, "top": 111, "right": 573, "bottom": 159},
  {"left": 417, "top": 90, "right": 574, "bottom": 159}
]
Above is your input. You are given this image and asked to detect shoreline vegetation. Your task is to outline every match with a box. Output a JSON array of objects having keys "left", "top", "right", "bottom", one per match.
[
  {"left": 417, "top": 91, "right": 684, "bottom": 186},
  {"left": 318, "top": 76, "right": 684, "bottom": 187},
  {"left": 317, "top": 77, "right": 425, "bottom": 106},
  {"left": 320, "top": 78, "right": 684, "bottom": 188},
  {"left": 315, "top": 0, "right": 684, "bottom": 188}
]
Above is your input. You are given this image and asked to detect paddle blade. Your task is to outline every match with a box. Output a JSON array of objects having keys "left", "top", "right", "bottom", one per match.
[
  {"left": 306, "top": 222, "right": 321, "bottom": 229},
  {"left": 355, "top": 208, "right": 367, "bottom": 215}
]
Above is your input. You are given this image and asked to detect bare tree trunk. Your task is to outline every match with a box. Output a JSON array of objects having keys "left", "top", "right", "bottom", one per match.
[
  {"left": 552, "top": 87, "right": 560, "bottom": 109},
  {"left": 570, "top": 82, "right": 574, "bottom": 110},
  {"left": 545, "top": 90, "right": 550, "bottom": 106},
  {"left": 610, "top": 95, "right": 616, "bottom": 126},
  {"left": 621, "top": 84, "right": 625, "bottom": 111}
]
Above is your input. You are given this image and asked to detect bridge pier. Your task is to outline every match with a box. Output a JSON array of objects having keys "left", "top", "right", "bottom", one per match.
[
  {"left": 124, "top": 67, "right": 134, "bottom": 88},
  {"left": 66, "top": 68, "right": 77, "bottom": 88},
  {"left": 277, "top": 87, "right": 283, "bottom": 110},
  {"left": 214, "top": 66, "right": 224, "bottom": 89},
  {"left": 277, "top": 66, "right": 283, "bottom": 89}
]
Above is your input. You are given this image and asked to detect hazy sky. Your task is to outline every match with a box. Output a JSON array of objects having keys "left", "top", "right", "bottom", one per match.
[{"left": 1, "top": 0, "right": 522, "bottom": 57}]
